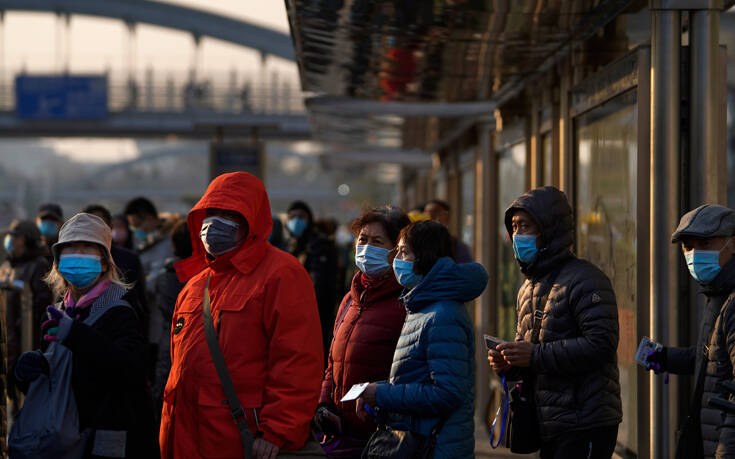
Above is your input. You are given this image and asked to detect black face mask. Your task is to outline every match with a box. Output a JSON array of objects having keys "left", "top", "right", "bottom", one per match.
[{"left": 200, "top": 216, "right": 239, "bottom": 256}]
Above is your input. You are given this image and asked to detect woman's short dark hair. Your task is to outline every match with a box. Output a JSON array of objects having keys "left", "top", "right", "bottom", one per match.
[
  {"left": 170, "top": 220, "right": 193, "bottom": 259},
  {"left": 350, "top": 206, "right": 410, "bottom": 246},
  {"left": 399, "top": 221, "right": 452, "bottom": 276}
]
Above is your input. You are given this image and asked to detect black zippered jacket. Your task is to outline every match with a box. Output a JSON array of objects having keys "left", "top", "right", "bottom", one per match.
[{"left": 504, "top": 186, "right": 622, "bottom": 441}]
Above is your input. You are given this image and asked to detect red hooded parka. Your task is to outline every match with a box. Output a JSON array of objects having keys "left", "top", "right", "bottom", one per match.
[{"left": 160, "top": 172, "right": 324, "bottom": 458}]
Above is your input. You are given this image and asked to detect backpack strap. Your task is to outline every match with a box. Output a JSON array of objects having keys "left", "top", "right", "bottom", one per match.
[
  {"left": 202, "top": 275, "right": 253, "bottom": 459},
  {"left": 531, "top": 267, "right": 563, "bottom": 344}
]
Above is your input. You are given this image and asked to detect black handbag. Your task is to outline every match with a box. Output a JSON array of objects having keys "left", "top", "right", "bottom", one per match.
[
  {"left": 506, "top": 381, "right": 540, "bottom": 454},
  {"left": 505, "top": 267, "right": 561, "bottom": 454},
  {"left": 361, "top": 418, "right": 445, "bottom": 459}
]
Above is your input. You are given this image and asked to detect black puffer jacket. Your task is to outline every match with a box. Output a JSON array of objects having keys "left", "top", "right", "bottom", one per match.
[
  {"left": 667, "top": 257, "right": 735, "bottom": 459},
  {"left": 504, "top": 186, "right": 622, "bottom": 441}
]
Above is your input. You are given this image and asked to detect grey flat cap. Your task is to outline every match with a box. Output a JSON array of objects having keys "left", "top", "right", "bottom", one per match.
[
  {"left": 52, "top": 213, "right": 112, "bottom": 262},
  {"left": 671, "top": 205, "right": 735, "bottom": 243}
]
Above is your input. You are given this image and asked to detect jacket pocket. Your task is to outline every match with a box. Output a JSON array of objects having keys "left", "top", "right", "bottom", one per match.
[{"left": 197, "top": 384, "right": 262, "bottom": 458}]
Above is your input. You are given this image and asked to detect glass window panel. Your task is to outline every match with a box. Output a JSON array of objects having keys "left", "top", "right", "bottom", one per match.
[
  {"left": 497, "top": 142, "right": 526, "bottom": 341},
  {"left": 434, "top": 168, "right": 447, "bottom": 200},
  {"left": 461, "top": 166, "right": 475, "bottom": 250},
  {"left": 728, "top": 89, "right": 735, "bottom": 208},
  {"left": 575, "top": 88, "right": 637, "bottom": 455},
  {"left": 542, "top": 133, "right": 553, "bottom": 186}
]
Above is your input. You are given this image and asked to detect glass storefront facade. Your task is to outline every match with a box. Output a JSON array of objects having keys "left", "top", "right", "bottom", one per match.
[
  {"left": 497, "top": 142, "right": 527, "bottom": 341},
  {"left": 459, "top": 151, "right": 475, "bottom": 249},
  {"left": 575, "top": 89, "right": 638, "bottom": 456},
  {"left": 542, "top": 132, "right": 553, "bottom": 186}
]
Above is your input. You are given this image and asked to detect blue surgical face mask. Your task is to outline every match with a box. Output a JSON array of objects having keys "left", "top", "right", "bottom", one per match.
[
  {"left": 38, "top": 220, "right": 59, "bottom": 238},
  {"left": 3, "top": 235, "right": 12, "bottom": 254},
  {"left": 133, "top": 228, "right": 148, "bottom": 241},
  {"left": 286, "top": 217, "right": 308, "bottom": 238},
  {"left": 393, "top": 258, "right": 423, "bottom": 289},
  {"left": 685, "top": 239, "right": 732, "bottom": 284},
  {"left": 355, "top": 244, "right": 392, "bottom": 277},
  {"left": 513, "top": 234, "right": 539, "bottom": 264},
  {"left": 58, "top": 254, "right": 102, "bottom": 289}
]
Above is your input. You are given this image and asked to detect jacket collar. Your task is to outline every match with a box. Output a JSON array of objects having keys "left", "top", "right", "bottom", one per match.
[
  {"left": 702, "top": 257, "right": 735, "bottom": 297},
  {"left": 350, "top": 270, "right": 403, "bottom": 305}
]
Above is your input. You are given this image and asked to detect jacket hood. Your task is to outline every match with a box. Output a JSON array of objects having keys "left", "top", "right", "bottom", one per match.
[
  {"left": 504, "top": 186, "right": 575, "bottom": 279},
  {"left": 401, "top": 257, "right": 487, "bottom": 311},
  {"left": 175, "top": 172, "right": 273, "bottom": 282}
]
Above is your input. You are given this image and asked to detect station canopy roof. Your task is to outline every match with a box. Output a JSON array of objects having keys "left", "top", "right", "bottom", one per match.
[{"left": 286, "top": 0, "right": 645, "bottom": 160}]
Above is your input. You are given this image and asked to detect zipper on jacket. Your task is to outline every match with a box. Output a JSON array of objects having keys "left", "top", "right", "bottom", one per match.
[{"left": 335, "top": 297, "right": 365, "bottom": 404}]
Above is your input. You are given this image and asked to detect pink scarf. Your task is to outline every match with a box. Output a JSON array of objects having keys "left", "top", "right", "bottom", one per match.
[{"left": 63, "top": 280, "right": 111, "bottom": 317}]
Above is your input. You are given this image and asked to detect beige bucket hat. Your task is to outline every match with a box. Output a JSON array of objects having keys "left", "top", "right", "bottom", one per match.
[{"left": 52, "top": 213, "right": 112, "bottom": 263}]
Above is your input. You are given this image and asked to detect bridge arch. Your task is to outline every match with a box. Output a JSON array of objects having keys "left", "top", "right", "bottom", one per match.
[{"left": 0, "top": 0, "right": 294, "bottom": 61}]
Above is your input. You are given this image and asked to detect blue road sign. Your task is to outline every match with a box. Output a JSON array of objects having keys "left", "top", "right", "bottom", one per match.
[{"left": 16, "top": 75, "right": 108, "bottom": 120}]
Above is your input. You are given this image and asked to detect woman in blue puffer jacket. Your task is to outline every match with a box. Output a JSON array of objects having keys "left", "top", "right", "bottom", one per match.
[{"left": 357, "top": 220, "right": 487, "bottom": 458}]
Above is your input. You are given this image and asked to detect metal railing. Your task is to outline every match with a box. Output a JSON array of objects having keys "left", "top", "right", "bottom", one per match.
[{"left": 0, "top": 74, "right": 306, "bottom": 115}]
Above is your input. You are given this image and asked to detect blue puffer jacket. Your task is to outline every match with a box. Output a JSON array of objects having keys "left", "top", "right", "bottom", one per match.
[{"left": 375, "top": 257, "right": 487, "bottom": 458}]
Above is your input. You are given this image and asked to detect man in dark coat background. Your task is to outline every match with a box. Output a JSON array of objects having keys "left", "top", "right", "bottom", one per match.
[
  {"left": 284, "top": 200, "right": 338, "bottom": 366},
  {"left": 488, "top": 186, "right": 622, "bottom": 459},
  {"left": 0, "top": 220, "right": 52, "bottom": 417},
  {"left": 646, "top": 204, "right": 735, "bottom": 459}
]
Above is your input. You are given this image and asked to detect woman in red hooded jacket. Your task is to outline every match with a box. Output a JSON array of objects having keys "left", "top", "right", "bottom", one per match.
[
  {"left": 314, "top": 207, "right": 410, "bottom": 457},
  {"left": 160, "top": 172, "right": 324, "bottom": 459}
]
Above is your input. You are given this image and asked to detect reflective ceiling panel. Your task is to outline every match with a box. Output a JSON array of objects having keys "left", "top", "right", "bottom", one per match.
[
  {"left": 286, "top": 0, "right": 640, "bottom": 154},
  {"left": 287, "top": 0, "right": 640, "bottom": 102}
]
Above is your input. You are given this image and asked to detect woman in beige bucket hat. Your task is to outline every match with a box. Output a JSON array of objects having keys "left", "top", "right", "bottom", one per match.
[{"left": 10, "top": 212, "right": 157, "bottom": 458}]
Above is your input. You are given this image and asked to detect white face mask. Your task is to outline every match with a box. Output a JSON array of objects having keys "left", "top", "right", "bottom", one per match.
[{"left": 200, "top": 216, "right": 239, "bottom": 256}]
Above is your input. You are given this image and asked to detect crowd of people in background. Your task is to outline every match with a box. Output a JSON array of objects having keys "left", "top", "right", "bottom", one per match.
[{"left": 0, "top": 172, "right": 733, "bottom": 458}]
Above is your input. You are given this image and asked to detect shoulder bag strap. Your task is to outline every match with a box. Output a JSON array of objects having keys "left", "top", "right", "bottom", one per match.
[
  {"left": 202, "top": 275, "right": 254, "bottom": 459},
  {"left": 531, "top": 267, "right": 563, "bottom": 344}
]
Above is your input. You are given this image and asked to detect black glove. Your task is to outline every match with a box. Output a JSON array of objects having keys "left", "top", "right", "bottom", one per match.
[
  {"left": 14, "top": 351, "right": 49, "bottom": 383},
  {"left": 313, "top": 404, "right": 342, "bottom": 437},
  {"left": 646, "top": 347, "right": 667, "bottom": 374}
]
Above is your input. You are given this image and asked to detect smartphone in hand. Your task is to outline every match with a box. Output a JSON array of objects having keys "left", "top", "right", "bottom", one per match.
[{"left": 484, "top": 334, "right": 504, "bottom": 350}]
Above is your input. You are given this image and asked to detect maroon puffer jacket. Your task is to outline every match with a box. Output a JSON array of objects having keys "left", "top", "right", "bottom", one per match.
[{"left": 319, "top": 271, "right": 406, "bottom": 437}]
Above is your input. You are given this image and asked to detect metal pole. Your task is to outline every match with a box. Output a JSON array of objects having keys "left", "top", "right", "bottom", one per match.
[
  {"left": 474, "top": 118, "right": 496, "bottom": 445},
  {"left": 64, "top": 14, "right": 71, "bottom": 74},
  {"left": 650, "top": 8, "right": 681, "bottom": 459},
  {"left": 689, "top": 7, "right": 722, "bottom": 204}
]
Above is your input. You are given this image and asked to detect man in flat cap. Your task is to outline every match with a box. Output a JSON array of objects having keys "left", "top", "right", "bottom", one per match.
[{"left": 646, "top": 204, "right": 735, "bottom": 459}]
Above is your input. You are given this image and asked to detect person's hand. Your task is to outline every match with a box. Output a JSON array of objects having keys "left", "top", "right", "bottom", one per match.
[
  {"left": 488, "top": 349, "right": 511, "bottom": 373},
  {"left": 355, "top": 397, "right": 370, "bottom": 422},
  {"left": 252, "top": 438, "right": 279, "bottom": 459},
  {"left": 14, "top": 351, "right": 49, "bottom": 383},
  {"left": 497, "top": 341, "right": 535, "bottom": 367},
  {"left": 361, "top": 383, "right": 378, "bottom": 405},
  {"left": 313, "top": 404, "right": 342, "bottom": 436},
  {"left": 43, "top": 306, "right": 72, "bottom": 343},
  {"left": 645, "top": 347, "right": 667, "bottom": 374}
]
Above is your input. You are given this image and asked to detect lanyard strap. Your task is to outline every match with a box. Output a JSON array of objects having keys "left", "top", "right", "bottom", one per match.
[{"left": 490, "top": 373, "right": 509, "bottom": 449}]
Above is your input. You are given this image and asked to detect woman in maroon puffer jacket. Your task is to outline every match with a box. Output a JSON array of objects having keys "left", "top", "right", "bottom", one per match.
[{"left": 314, "top": 206, "right": 410, "bottom": 458}]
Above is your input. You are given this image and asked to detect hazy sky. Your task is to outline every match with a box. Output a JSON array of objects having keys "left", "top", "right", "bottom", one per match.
[{"left": 3, "top": 1, "right": 296, "bottom": 84}]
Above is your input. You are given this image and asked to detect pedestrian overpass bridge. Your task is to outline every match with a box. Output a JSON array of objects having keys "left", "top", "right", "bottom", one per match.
[{"left": 0, "top": 0, "right": 310, "bottom": 139}]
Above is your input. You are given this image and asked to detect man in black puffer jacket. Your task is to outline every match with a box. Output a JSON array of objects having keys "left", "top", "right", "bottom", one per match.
[
  {"left": 488, "top": 186, "right": 622, "bottom": 458},
  {"left": 646, "top": 204, "right": 735, "bottom": 459}
]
